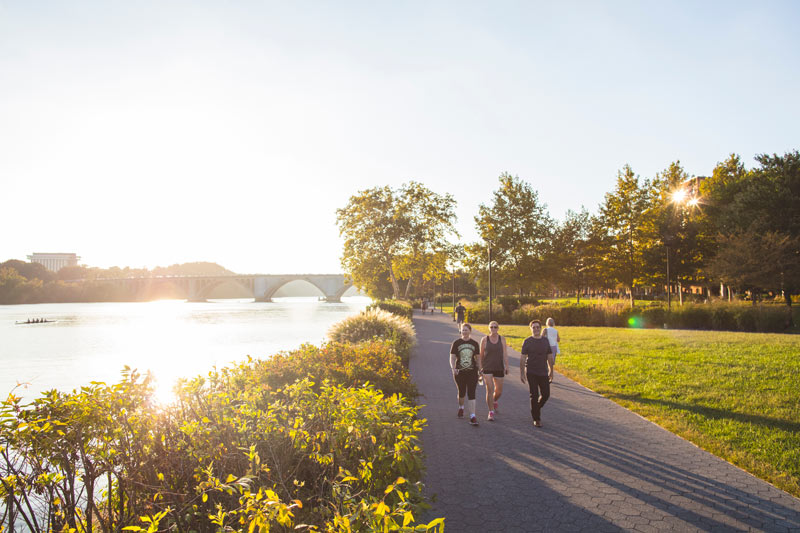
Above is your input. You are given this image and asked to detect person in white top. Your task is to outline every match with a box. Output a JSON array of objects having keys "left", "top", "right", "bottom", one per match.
[{"left": 544, "top": 317, "right": 560, "bottom": 383}]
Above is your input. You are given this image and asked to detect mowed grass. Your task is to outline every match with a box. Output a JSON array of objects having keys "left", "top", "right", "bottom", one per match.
[{"left": 479, "top": 324, "right": 800, "bottom": 497}]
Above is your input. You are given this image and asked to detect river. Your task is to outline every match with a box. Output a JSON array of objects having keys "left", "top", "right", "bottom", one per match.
[{"left": 0, "top": 297, "right": 370, "bottom": 404}]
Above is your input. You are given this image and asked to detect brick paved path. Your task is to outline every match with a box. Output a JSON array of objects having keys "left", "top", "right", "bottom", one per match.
[{"left": 410, "top": 311, "right": 800, "bottom": 532}]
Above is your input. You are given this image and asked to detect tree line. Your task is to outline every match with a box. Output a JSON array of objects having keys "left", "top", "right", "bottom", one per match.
[
  {"left": 0, "top": 261, "right": 232, "bottom": 304},
  {"left": 336, "top": 150, "right": 800, "bottom": 309}
]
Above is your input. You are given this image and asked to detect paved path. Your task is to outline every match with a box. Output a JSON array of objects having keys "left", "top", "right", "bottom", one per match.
[{"left": 409, "top": 311, "right": 800, "bottom": 532}]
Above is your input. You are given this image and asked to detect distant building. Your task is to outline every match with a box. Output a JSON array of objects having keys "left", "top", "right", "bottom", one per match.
[{"left": 27, "top": 253, "right": 80, "bottom": 272}]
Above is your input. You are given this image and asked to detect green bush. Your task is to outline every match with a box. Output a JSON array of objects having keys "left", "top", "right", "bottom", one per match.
[
  {"left": 667, "top": 304, "right": 714, "bottom": 330},
  {"left": 497, "top": 295, "right": 539, "bottom": 313},
  {"left": 464, "top": 300, "right": 510, "bottom": 325},
  {"left": 503, "top": 300, "right": 794, "bottom": 333},
  {"left": 367, "top": 299, "right": 414, "bottom": 320},
  {"left": 259, "top": 340, "right": 417, "bottom": 399},
  {"left": 641, "top": 306, "right": 667, "bottom": 328},
  {"left": 0, "top": 361, "right": 439, "bottom": 532},
  {"left": 328, "top": 308, "right": 416, "bottom": 367}
]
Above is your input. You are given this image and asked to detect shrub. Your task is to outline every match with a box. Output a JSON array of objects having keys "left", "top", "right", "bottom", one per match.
[
  {"left": 734, "top": 306, "right": 759, "bottom": 332},
  {"left": 641, "top": 306, "right": 667, "bottom": 328},
  {"left": 367, "top": 299, "right": 414, "bottom": 320},
  {"left": 328, "top": 308, "right": 416, "bottom": 367},
  {"left": 261, "top": 340, "right": 417, "bottom": 399},
  {"left": 0, "top": 366, "right": 438, "bottom": 532},
  {"left": 669, "top": 304, "right": 714, "bottom": 330},
  {"left": 497, "top": 295, "right": 539, "bottom": 313},
  {"left": 711, "top": 305, "right": 737, "bottom": 331},
  {"left": 464, "top": 300, "right": 509, "bottom": 325}
]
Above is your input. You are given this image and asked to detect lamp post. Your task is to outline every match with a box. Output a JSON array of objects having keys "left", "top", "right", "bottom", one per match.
[
  {"left": 452, "top": 267, "right": 456, "bottom": 317},
  {"left": 487, "top": 243, "right": 493, "bottom": 322},
  {"left": 666, "top": 242, "right": 671, "bottom": 311}
]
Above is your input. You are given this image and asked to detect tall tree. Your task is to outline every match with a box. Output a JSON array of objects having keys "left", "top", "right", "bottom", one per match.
[
  {"left": 597, "top": 165, "right": 652, "bottom": 307},
  {"left": 551, "top": 208, "right": 593, "bottom": 302},
  {"left": 393, "top": 182, "right": 459, "bottom": 298},
  {"left": 705, "top": 151, "right": 800, "bottom": 310},
  {"left": 647, "top": 161, "right": 705, "bottom": 301},
  {"left": 472, "top": 173, "right": 553, "bottom": 296},
  {"left": 336, "top": 183, "right": 458, "bottom": 299}
]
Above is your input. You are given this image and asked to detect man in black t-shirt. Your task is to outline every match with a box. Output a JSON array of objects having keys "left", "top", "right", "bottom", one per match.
[
  {"left": 450, "top": 323, "right": 481, "bottom": 426},
  {"left": 520, "top": 319, "right": 553, "bottom": 427},
  {"left": 454, "top": 302, "right": 466, "bottom": 330}
]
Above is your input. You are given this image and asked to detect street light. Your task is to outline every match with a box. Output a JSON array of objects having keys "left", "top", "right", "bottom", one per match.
[{"left": 487, "top": 242, "right": 493, "bottom": 322}]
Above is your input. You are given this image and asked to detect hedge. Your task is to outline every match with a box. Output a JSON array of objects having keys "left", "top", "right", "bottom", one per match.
[{"left": 468, "top": 301, "right": 794, "bottom": 333}]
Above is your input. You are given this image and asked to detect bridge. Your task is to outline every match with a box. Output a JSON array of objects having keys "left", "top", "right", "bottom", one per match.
[{"left": 96, "top": 274, "right": 353, "bottom": 302}]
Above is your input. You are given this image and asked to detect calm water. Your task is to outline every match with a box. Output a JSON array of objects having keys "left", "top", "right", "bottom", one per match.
[{"left": 0, "top": 297, "right": 370, "bottom": 403}]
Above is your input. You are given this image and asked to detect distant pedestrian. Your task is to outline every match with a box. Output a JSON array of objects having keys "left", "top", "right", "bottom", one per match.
[
  {"left": 479, "top": 320, "right": 509, "bottom": 421},
  {"left": 454, "top": 301, "right": 466, "bottom": 330},
  {"left": 450, "top": 323, "right": 481, "bottom": 426},
  {"left": 544, "top": 317, "right": 560, "bottom": 383},
  {"left": 520, "top": 319, "right": 553, "bottom": 428}
]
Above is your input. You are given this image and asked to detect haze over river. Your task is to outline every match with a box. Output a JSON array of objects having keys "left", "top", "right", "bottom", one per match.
[{"left": 0, "top": 297, "right": 370, "bottom": 403}]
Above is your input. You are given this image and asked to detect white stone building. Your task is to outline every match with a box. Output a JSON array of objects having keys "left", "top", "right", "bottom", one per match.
[{"left": 27, "top": 253, "right": 80, "bottom": 272}]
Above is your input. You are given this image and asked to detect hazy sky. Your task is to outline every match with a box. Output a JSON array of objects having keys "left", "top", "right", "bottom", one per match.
[{"left": 2, "top": 1, "right": 798, "bottom": 274}]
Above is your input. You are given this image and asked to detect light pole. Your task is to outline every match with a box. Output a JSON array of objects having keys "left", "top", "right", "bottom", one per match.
[
  {"left": 666, "top": 243, "right": 671, "bottom": 311},
  {"left": 452, "top": 268, "right": 456, "bottom": 316},
  {"left": 487, "top": 243, "right": 493, "bottom": 322}
]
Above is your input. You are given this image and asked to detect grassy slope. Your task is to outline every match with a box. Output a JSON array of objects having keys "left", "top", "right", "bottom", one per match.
[{"left": 479, "top": 324, "right": 800, "bottom": 498}]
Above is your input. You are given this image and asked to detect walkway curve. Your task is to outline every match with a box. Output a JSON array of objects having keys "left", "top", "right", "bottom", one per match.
[{"left": 409, "top": 311, "right": 800, "bottom": 532}]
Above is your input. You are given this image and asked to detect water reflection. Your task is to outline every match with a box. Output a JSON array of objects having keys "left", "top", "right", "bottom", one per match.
[{"left": 1, "top": 297, "right": 370, "bottom": 403}]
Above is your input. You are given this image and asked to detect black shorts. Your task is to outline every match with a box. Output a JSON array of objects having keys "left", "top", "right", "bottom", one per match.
[{"left": 483, "top": 370, "right": 505, "bottom": 378}]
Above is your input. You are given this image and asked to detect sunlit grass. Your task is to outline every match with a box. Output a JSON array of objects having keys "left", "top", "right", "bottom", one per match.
[{"left": 477, "top": 324, "right": 800, "bottom": 498}]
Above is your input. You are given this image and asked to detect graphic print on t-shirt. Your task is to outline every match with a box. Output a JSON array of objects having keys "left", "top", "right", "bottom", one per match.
[{"left": 457, "top": 343, "right": 476, "bottom": 370}]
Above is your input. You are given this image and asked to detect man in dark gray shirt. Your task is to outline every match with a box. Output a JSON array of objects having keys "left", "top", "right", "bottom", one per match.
[{"left": 520, "top": 319, "right": 553, "bottom": 427}]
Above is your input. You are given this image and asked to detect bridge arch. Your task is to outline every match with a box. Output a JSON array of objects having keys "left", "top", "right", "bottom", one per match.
[
  {"left": 192, "top": 277, "right": 256, "bottom": 301},
  {"left": 254, "top": 275, "right": 351, "bottom": 302}
]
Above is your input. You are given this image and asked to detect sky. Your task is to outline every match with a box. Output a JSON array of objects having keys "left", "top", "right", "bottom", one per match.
[{"left": 1, "top": 1, "right": 799, "bottom": 274}]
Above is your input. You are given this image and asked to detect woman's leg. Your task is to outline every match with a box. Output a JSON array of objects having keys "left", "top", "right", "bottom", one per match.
[
  {"left": 493, "top": 376, "right": 504, "bottom": 403},
  {"left": 466, "top": 370, "right": 479, "bottom": 419},
  {"left": 484, "top": 374, "right": 495, "bottom": 412}
]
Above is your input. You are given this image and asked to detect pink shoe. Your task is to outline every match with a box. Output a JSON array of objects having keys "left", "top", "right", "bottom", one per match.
[{"left": 487, "top": 411, "right": 495, "bottom": 422}]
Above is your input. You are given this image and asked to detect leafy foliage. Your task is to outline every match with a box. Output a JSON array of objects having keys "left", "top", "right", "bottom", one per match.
[
  {"left": 1, "top": 332, "right": 439, "bottom": 531},
  {"left": 336, "top": 183, "right": 458, "bottom": 299},
  {"left": 367, "top": 300, "right": 414, "bottom": 320},
  {"left": 470, "top": 173, "right": 553, "bottom": 296},
  {"left": 328, "top": 309, "right": 417, "bottom": 368}
]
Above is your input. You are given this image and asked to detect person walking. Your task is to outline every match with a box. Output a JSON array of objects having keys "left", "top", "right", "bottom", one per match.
[
  {"left": 479, "top": 320, "right": 509, "bottom": 421},
  {"left": 544, "top": 317, "right": 560, "bottom": 383},
  {"left": 454, "top": 301, "right": 467, "bottom": 331},
  {"left": 450, "top": 323, "right": 481, "bottom": 426},
  {"left": 520, "top": 319, "right": 553, "bottom": 428}
]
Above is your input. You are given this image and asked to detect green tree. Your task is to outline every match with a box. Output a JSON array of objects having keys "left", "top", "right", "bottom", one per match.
[
  {"left": 551, "top": 208, "right": 593, "bottom": 302},
  {"left": 647, "top": 161, "right": 706, "bottom": 302},
  {"left": 471, "top": 173, "right": 553, "bottom": 297},
  {"left": 392, "top": 182, "right": 459, "bottom": 299},
  {"left": 336, "top": 183, "right": 458, "bottom": 299},
  {"left": 704, "top": 151, "right": 800, "bottom": 310},
  {"left": 597, "top": 165, "right": 652, "bottom": 307}
]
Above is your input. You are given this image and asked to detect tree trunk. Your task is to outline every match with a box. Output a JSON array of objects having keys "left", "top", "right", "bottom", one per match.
[{"left": 387, "top": 265, "right": 401, "bottom": 299}]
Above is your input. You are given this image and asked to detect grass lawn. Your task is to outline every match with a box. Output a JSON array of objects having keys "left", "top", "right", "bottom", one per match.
[{"left": 476, "top": 324, "right": 800, "bottom": 498}]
